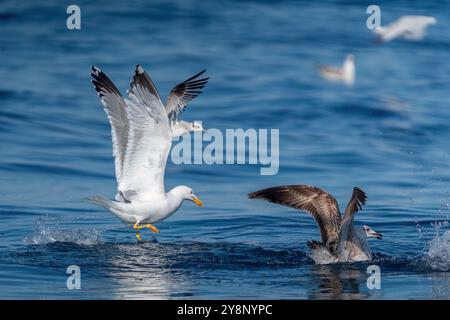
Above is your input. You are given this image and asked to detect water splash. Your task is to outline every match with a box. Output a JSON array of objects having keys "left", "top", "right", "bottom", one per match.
[
  {"left": 412, "top": 196, "right": 450, "bottom": 271},
  {"left": 23, "top": 216, "right": 103, "bottom": 246},
  {"left": 422, "top": 226, "right": 450, "bottom": 271}
]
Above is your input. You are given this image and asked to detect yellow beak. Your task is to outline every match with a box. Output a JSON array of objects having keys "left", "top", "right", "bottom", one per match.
[{"left": 192, "top": 196, "right": 203, "bottom": 207}]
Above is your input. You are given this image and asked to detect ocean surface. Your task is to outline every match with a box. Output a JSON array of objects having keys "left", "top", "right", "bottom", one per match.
[{"left": 1, "top": 0, "right": 450, "bottom": 299}]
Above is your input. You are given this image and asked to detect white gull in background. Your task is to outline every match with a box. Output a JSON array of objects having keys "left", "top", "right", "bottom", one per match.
[
  {"left": 88, "top": 65, "right": 204, "bottom": 241},
  {"left": 165, "top": 69, "right": 209, "bottom": 138},
  {"left": 374, "top": 16, "right": 437, "bottom": 43},
  {"left": 316, "top": 54, "right": 355, "bottom": 86},
  {"left": 249, "top": 185, "right": 382, "bottom": 264}
]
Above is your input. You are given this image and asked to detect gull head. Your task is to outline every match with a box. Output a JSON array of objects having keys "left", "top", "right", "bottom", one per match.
[
  {"left": 363, "top": 225, "right": 383, "bottom": 240},
  {"left": 175, "top": 186, "right": 203, "bottom": 207},
  {"left": 192, "top": 121, "right": 205, "bottom": 132}
]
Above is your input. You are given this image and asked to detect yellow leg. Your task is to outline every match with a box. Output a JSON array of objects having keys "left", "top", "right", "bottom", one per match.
[
  {"left": 143, "top": 224, "right": 160, "bottom": 233},
  {"left": 135, "top": 232, "right": 142, "bottom": 241},
  {"left": 132, "top": 223, "right": 159, "bottom": 239},
  {"left": 133, "top": 223, "right": 143, "bottom": 241}
]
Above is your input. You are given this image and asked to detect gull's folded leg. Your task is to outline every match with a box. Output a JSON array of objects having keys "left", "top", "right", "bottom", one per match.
[{"left": 144, "top": 224, "right": 160, "bottom": 233}]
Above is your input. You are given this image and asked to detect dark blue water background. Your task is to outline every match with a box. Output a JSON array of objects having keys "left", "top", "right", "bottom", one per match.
[{"left": 1, "top": 0, "right": 450, "bottom": 299}]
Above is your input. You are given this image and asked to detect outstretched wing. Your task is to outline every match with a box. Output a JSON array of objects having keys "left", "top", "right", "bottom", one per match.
[
  {"left": 165, "top": 69, "right": 209, "bottom": 123},
  {"left": 339, "top": 187, "right": 367, "bottom": 244},
  {"left": 249, "top": 185, "right": 342, "bottom": 253},
  {"left": 118, "top": 65, "right": 172, "bottom": 197},
  {"left": 376, "top": 22, "right": 406, "bottom": 42},
  {"left": 90, "top": 66, "right": 129, "bottom": 186},
  {"left": 375, "top": 16, "right": 436, "bottom": 42}
]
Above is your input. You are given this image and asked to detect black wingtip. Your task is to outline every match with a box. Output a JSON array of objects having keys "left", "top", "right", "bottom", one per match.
[
  {"left": 183, "top": 69, "right": 208, "bottom": 83},
  {"left": 91, "top": 65, "right": 102, "bottom": 74},
  {"left": 195, "top": 69, "right": 207, "bottom": 77},
  {"left": 135, "top": 64, "right": 144, "bottom": 75},
  {"left": 248, "top": 191, "right": 257, "bottom": 199},
  {"left": 248, "top": 186, "right": 287, "bottom": 200},
  {"left": 248, "top": 190, "right": 264, "bottom": 199},
  {"left": 90, "top": 66, "right": 123, "bottom": 98},
  {"left": 353, "top": 187, "right": 367, "bottom": 205}
]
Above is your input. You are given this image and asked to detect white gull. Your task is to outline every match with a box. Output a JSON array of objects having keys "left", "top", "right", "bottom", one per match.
[
  {"left": 374, "top": 16, "right": 437, "bottom": 43},
  {"left": 317, "top": 54, "right": 355, "bottom": 86},
  {"left": 88, "top": 65, "right": 204, "bottom": 240}
]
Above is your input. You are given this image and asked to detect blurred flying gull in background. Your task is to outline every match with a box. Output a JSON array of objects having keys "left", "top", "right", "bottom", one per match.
[
  {"left": 374, "top": 15, "right": 437, "bottom": 43},
  {"left": 316, "top": 54, "right": 355, "bottom": 86}
]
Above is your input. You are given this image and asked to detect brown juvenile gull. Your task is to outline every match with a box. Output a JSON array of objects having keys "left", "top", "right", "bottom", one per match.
[{"left": 249, "top": 185, "right": 382, "bottom": 264}]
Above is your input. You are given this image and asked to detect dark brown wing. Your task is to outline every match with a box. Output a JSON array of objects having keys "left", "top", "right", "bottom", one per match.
[
  {"left": 343, "top": 187, "right": 367, "bottom": 219},
  {"left": 165, "top": 69, "right": 209, "bottom": 123},
  {"left": 339, "top": 187, "right": 367, "bottom": 243},
  {"left": 249, "top": 185, "right": 342, "bottom": 253}
]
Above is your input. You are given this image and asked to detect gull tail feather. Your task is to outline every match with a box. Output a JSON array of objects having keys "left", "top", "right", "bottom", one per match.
[{"left": 86, "top": 195, "right": 119, "bottom": 210}]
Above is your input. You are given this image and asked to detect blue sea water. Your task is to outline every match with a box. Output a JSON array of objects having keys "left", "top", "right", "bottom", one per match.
[{"left": 1, "top": 0, "right": 450, "bottom": 299}]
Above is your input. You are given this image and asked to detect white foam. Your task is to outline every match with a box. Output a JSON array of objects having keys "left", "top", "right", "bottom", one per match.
[
  {"left": 23, "top": 216, "right": 103, "bottom": 246},
  {"left": 423, "top": 227, "right": 450, "bottom": 271}
]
